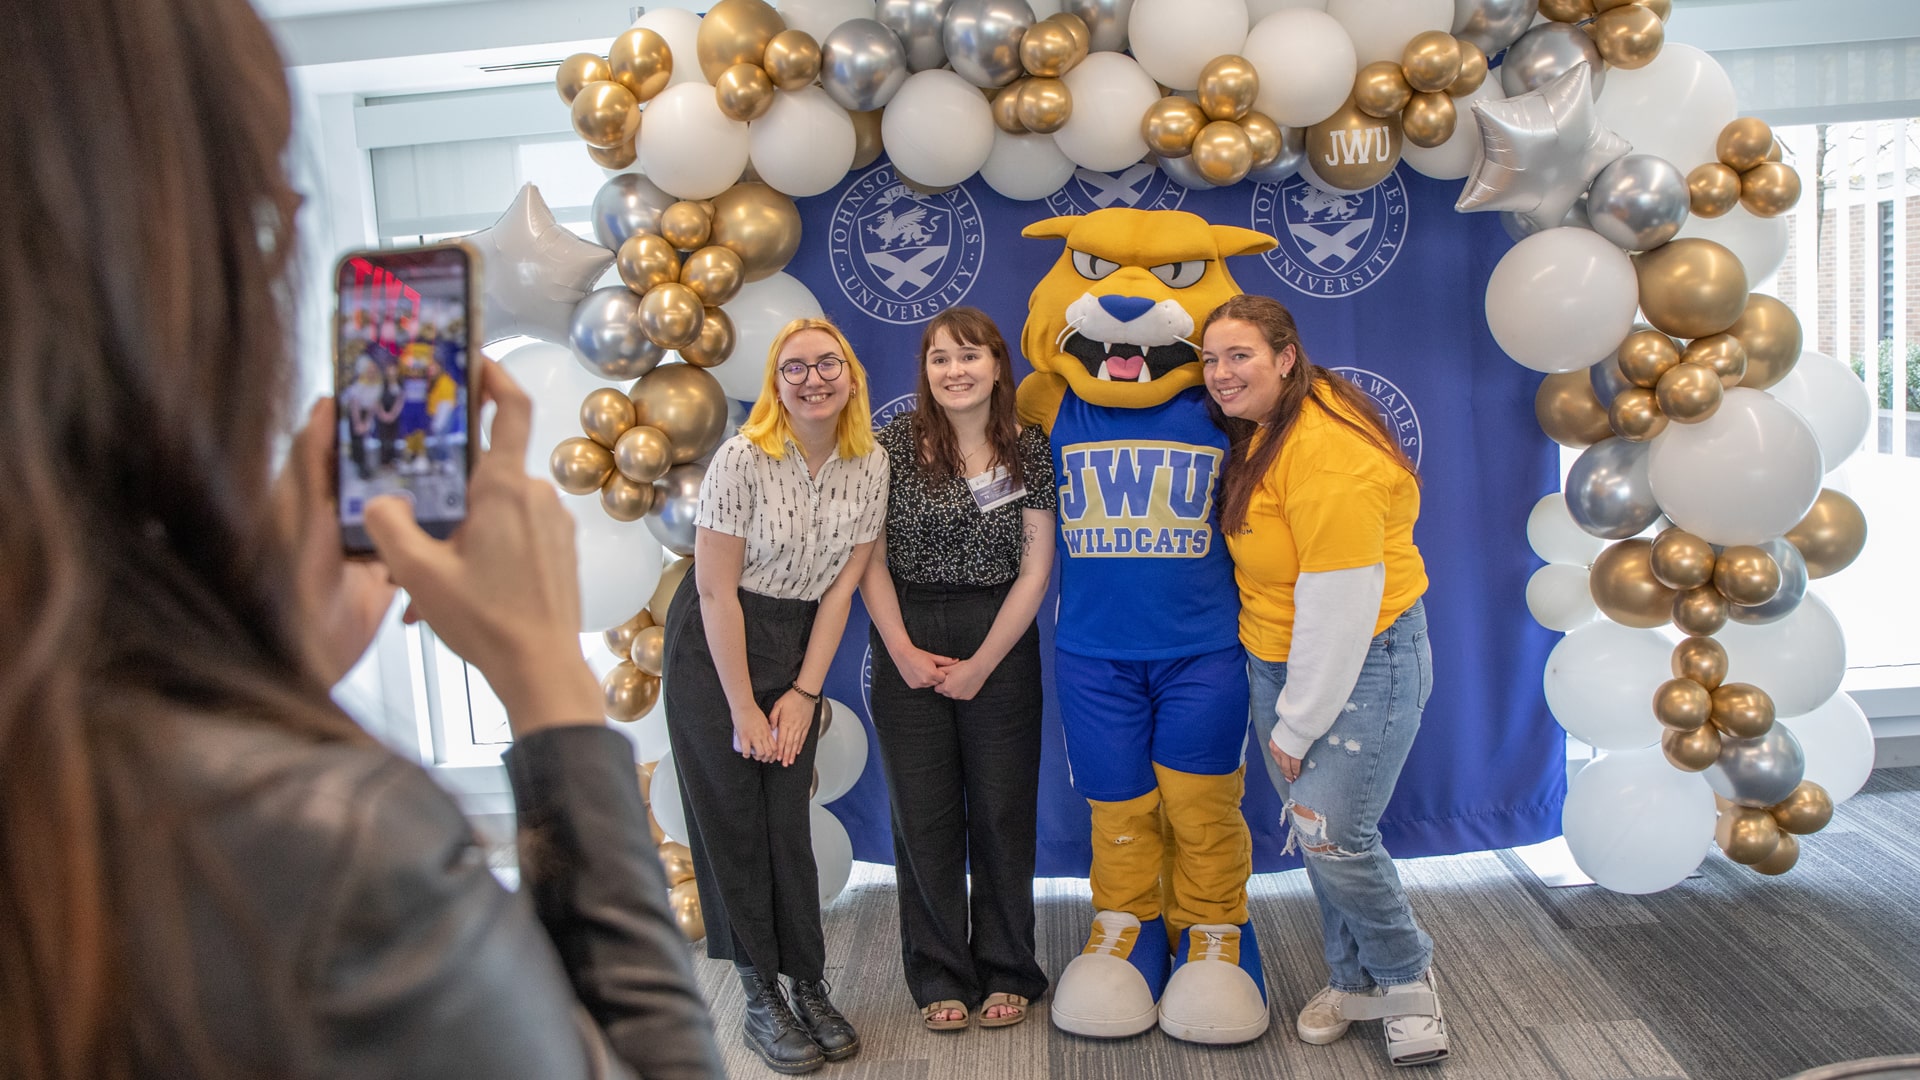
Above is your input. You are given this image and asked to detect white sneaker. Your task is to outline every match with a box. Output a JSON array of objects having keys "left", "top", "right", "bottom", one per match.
[
  {"left": 1296, "top": 984, "right": 1376, "bottom": 1045},
  {"left": 1382, "top": 969, "right": 1449, "bottom": 1067}
]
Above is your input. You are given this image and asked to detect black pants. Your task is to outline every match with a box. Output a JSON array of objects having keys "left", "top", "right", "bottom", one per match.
[
  {"left": 867, "top": 579, "right": 1048, "bottom": 1009},
  {"left": 662, "top": 576, "right": 826, "bottom": 981}
]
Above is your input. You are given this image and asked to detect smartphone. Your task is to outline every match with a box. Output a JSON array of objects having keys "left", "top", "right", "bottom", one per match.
[{"left": 333, "top": 241, "right": 481, "bottom": 556}]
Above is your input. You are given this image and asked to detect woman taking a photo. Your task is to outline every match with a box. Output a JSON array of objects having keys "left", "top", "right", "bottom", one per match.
[
  {"left": 662, "top": 318, "right": 889, "bottom": 1075},
  {"left": 861, "top": 308, "right": 1053, "bottom": 1032},
  {"left": 1199, "top": 295, "right": 1447, "bottom": 1068}
]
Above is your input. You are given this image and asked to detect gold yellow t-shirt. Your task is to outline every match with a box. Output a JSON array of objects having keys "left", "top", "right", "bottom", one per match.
[{"left": 1225, "top": 393, "right": 1428, "bottom": 663}]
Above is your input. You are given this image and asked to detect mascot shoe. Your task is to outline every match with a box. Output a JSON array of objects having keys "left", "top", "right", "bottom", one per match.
[
  {"left": 1051, "top": 911, "right": 1169, "bottom": 1038},
  {"left": 1157, "top": 921, "right": 1270, "bottom": 1045}
]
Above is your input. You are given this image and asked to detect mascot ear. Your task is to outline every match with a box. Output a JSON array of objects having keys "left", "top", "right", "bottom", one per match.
[
  {"left": 1022, "top": 215, "right": 1081, "bottom": 240},
  {"left": 1211, "top": 224, "right": 1279, "bottom": 258}
]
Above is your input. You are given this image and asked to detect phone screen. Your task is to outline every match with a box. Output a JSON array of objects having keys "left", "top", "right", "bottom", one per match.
[{"left": 335, "top": 244, "right": 473, "bottom": 554}]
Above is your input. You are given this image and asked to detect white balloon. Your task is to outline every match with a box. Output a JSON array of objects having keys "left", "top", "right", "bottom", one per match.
[
  {"left": 750, "top": 86, "right": 858, "bottom": 197},
  {"left": 1127, "top": 0, "right": 1249, "bottom": 90},
  {"left": 1646, "top": 387, "right": 1824, "bottom": 545},
  {"left": 1527, "top": 491, "right": 1608, "bottom": 566},
  {"left": 637, "top": 83, "right": 752, "bottom": 200},
  {"left": 621, "top": 702, "right": 672, "bottom": 763},
  {"left": 1055, "top": 52, "right": 1162, "bottom": 171},
  {"left": 1717, "top": 593, "right": 1847, "bottom": 719},
  {"left": 1780, "top": 691, "right": 1875, "bottom": 803},
  {"left": 811, "top": 804, "right": 855, "bottom": 905},
  {"left": 632, "top": 8, "right": 707, "bottom": 88},
  {"left": 1562, "top": 747, "right": 1715, "bottom": 894},
  {"left": 1594, "top": 43, "right": 1737, "bottom": 177},
  {"left": 651, "top": 751, "right": 690, "bottom": 845},
  {"left": 1400, "top": 78, "right": 1500, "bottom": 180},
  {"left": 980, "top": 129, "right": 1079, "bottom": 200},
  {"left": 1324, "top": 0, "right": 1452, "bottom": 66},
  {"left": 1484, "top": 228, "right": 1638, "bottom": 373},
  {"left": 775, "top": 0, "right": 877, "bottom": 44},
  {"left": 1242, "top": 9, "right": 1357, "bottom": 128},
  {"left": 498, "top": 342, "right": 633, "bottom": 480},
  {"left": 1674, "top": 205, "right": 1789, "bottom": 285},
  {"left": 1770, "top": 351, "right": 1873, "bottom": 471},
  {"left": 813, "top": 698, "right": 870, "bottom": 804},
  {"left": 1543, "top": 621, "right": 1671, "bottom": 750},
  {"left": 719, "top": 272, "right": 825, "bottom": 401},
  {"left": 1527, "top": 563, "right": 1598, "bottom": 632},
  {"left": 880, "top": 69, "right": 996, "bottom": 186},
  {"left": 1249, "top": 0, "right": 1326, "bottom": 14},
  {"left": 571, "top": 498, "right": 666, "bottom": 631}
]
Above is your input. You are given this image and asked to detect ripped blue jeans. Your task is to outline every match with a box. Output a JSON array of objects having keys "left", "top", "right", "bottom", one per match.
[{"left": 1247, "top": 600, "right": 1434, "bottom": 994}]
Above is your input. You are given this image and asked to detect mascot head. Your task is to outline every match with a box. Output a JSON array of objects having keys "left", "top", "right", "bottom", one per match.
[{"left": 1021, "top": 208, "right": 1276, "bottom": 409}]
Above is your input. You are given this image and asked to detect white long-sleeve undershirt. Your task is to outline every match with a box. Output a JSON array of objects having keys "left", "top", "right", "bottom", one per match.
[{"left": 1268, "top": 563, "right": 1387, "bottom": 761}]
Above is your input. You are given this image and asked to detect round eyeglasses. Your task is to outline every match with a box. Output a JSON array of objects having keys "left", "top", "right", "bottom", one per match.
[{"left": 780, "top": 357, "right": 845, "bottom": 384}]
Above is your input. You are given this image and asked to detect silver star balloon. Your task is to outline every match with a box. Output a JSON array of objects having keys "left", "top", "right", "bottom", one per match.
[
  {"left": 1455, "top": 63, "right": 1630, "bottom": 235},
  {"left": 466, "top": 183, "right": 614, "bottom": 345}
]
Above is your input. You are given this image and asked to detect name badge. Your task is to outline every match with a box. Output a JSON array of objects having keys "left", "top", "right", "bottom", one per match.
[{"left": 967, "top": 465, "right": 1026, "bottom": 513}]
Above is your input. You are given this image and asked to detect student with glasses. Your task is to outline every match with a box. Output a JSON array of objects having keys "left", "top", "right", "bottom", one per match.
[{"left": 661, "top": 318, "right": 889, "bottom": 1075}]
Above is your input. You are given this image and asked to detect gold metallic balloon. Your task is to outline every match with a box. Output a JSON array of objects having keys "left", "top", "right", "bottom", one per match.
[
  {"left": 638, "top": 759, "right": 659, "bottom": 800},
  {"left": 1192, "top": 121, "right": 1254, "bottom": 186},
  {"left": 589, "top": 139, "right": 639, "bottom": 171},
  {"left": 1751, "top": 830, "right": 1799, "bottom": 875},
  {"left": 1770, "top": 781, "right": 1834, "bottom": 835},
  {"left": 1401, "top": 31, "right": 1463, "bottom": 94},
  {"left": 1739, "top": 161, "right": 1802, "bottom": 218},
  {"left": 551, "top": 437, "right": 616, "bottom": 495},
  {"left": 1448, "top": 40, "right": 1489, "bottom": 97},
  {"left": 609, "top": 27, "right": 674, "bottom": 102},
  {"left": 615, "top": 424, "right": 674, "bottom": 485},
  {"left": 1716, "top": 116, "right": 1774, "bottom": 173},
  {"left": 659, "top": 840, "right": 697, "bottom": 886},
  {"left": 557, "top": 53, "right": 613, "bottom": 105},
  {"left": 1353, "top": 61, "right": 1413, "bottom": 119},
  {"left": 618, "top": 232, "right": 681, "bottom": 295},
  {"left": 1656, "top": 361, "right": 1724, "bottom": 423},
  {"left": 1687, "top": 163, "right": 1742, "bottom": 219},
  {"left": 1589, "top": 4, "right": 1663, "bottom": 70},
  {"left": 992, "top": 82, "right": 1028, "bottom": 133},
  {"left": 1680, "top": 333, "right": 1748, "bottom": 388},
  {"left": 1725, "top": 293, "right": 1802, "bottom": 390},
  {"left": 1786, "top": 489, "right": 1868, "bottom": 578},
  {"left": 1714, "top": 545, "right": 1782, "bottom": 607},
  {"left": 1651, "top": 528, "right": 1717, "bottom": 590},
  {"left": 1020, "top": 18, "right": 1079, "bottom": 78},
  {"left": 1634, "top": 238, "right": 1750, "bottom": 340},
  {"left": 1716, "top": 805, "right": 1782, "bottom": 865},
  {"left": 1538, "top": 0, "right": 1594, "bottom": 21},
  {"left": 1241, "top": 111, "right": 1283, "bottom": 168},
  {"left": 1305, "top": 96, "right": 1402, "bottom": 193},
  {"left": 680, "top": 307, "right": 737, "bottom": 368},
  {"left": 1643, "top": 0, "right": 1671, "bottom": 20},
  {"left": 1765, "top": 138, "right": 1783, "bottom": 162},
  {"left": 669, "top": 879, "right": 706, "bottom": 941},
  {"left": 661, "top": 201, "right": 714, "bottom": 251},
  {"left": 1196, "top": 55, "right": 1259, "bottom": 122},
  {"left": 571, "top": 81, "right": 641, "bottom": 150},
  {"left": 631, "top": 363, "right": 730, "bottom": 465},
  {"left": 637, "top": 284, "right": 703, "bottom": 351},
  {"left": 1589, "top": 538, "right": 1677, "bottom": 628},
  {"left": 851, "top": 108, "right": 885, "bottom": 168},
  {"left": 1608, "top": 386, "right": 1668, "bottom": 442},
  {"left": 1662, "top": 724, "right": 1722, "bottom": 772},
  {"left": 601, "top": 473, "right": 658, "bottom": 521},
  {"left": 1617, "top": 328, "right": 1680, "bottom": 388},
  {"left": 603, "top": 608, "right": 655, "bottom": 660},
  {"left": 1017, "top": 77, "right": 1073, "bottom": 135},
  {"left": 1401, "top": 92, "right": 1456, "bottom": 149},
  {"left": 763, "top": 29, "right": 823, "bottom": 91},
  {"left": 1672, "top": 635, "right": 1729, "bottom": 690},
  {"left": 1672, "top": 585, "right": 1730, "bottom": 636},
  {"left": 1535, "top": 371, "right": 1614, "bottom": 448},
  {"left": 631, "top": 624, "right": 667, "bottom": 678},
  {"left": 649, "top": 809, "right": 667, "bottom": 845},
  {"left": 1709, "top": 682, "right": 1775, "bottom": 739},
  {"left": 716, "top": 62, "right": 777, "bottom": 123},
  {"left": 695, "top": 0, "right": 785, "bottom": 83},
  {"left": 603, "top": 661, "right": 661, "bottom": 722},
  {"left": 649, "top": 556, "right": 695, "bottom": 625},
  {"left": 581, "top": 386, "right": 639, "bottom": 449},
  {"left": 710, "top": 183, "right": 803, "bottom": 282},
  {"left": 1142, "top": 96, "right": 1208, "bottom": 157},
  {"left": 1592, "top": 0, "right": 1642, "bottom": 10},
  {"left": 680, "top": 245, "right": 746, "bottom": 307},
  {"left": 1053, "top": 11, "right": 1091, "bottom": 55},
  {"left": 1654, "top": 677, "right": 1712, "bottom": 731}
]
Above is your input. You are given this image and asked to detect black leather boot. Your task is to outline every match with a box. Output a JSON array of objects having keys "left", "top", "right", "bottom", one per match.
[
  {"left": 788, "top": 978, "right": 860, "bottom": 1062},
  {"left": 738, "top": 968, "right": 823, "bottom": 1075}
]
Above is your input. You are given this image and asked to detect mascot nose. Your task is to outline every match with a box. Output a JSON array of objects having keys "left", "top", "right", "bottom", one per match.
[{"left": 1097, "top": 295, "right": 1157, "bottom": 324}]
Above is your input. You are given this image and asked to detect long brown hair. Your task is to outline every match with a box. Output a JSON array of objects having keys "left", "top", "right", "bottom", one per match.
[
  {"left": 1, "top": 2, "right": 366, "bottom": 1077},
  {"left": 1203, "top": 295, "right": 1418, "bottom": 535},
  {"left": 911, "top": 307, "right": 1024, "bottom": 488}
]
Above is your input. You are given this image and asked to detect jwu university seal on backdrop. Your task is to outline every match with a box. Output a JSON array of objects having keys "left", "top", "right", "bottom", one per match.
[
  {"left": 1254, "top": 172, "right": 1409, "bottom": 297},
  {"left": 831, "top": 166, "right": 985, "bottom": 325}
]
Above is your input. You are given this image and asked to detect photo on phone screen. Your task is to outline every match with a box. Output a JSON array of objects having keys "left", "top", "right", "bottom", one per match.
[{"left": 335, "top": 244, "right": 474, "bottom": 554}]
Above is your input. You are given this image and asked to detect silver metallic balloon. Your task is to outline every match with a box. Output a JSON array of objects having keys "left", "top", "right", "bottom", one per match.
[
  {"left": 876, "top": 0, "right": 956, "bottom": 71},
  {"left": 1727, "top": 537, "right": 1809, "bottom": 625},
  {"left": 1155, "top": 153, "right": 1218, "bottom": 191},
  {"left": 647, "top": 462, "right": 706, "bottom": 557},
  {"left": 1564, "top": 436, "right": 1661, "bottom": 540},
  {"left": 943, "top": 0, "right": 1035, "bottom": 88},
  {"left": 1246, "top": 125, "right": 1307, "bottom": 184},
  {"left": 1589, "top": 349, "right": 1634, "bottom": 404},
  {"left": 1499, "top": 22, "right": 1605, "bottom": 99},
  {"left": 589, "top": 173, "right": 676, "bottom": 251},
  {"left": 1063, "top": 0, "right": 1133, "bottom": 54},
  {"left": 1706, "top": 725, "right": 1807, "bottom": 808},
  {"left": 1451, "top": 0, "right": 1539, "bottom": 57},
  {"left": 1586, "top": 154, "right": 1691, "bottom": 252},
  {"left": 1457, "top": 64, "right": 1628, "bottom": 234},
  {"left": 569, "top": 286, "right": 668, "bottom": 381},
  {"left": 821, "top": 18, "right": 913, "bottom": 112}
]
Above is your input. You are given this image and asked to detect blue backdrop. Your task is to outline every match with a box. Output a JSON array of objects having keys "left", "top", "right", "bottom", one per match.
[{"left": 788, "top": 157, "right": 1564, "bottom": 875}]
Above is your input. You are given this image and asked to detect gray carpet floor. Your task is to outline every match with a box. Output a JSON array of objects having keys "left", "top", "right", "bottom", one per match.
[{"left": 687, "top": 767, "right": 1920, "bottom": 1080}]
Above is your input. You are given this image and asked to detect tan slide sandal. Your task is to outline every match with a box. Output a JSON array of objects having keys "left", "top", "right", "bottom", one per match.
[
  {"left": 922, "top": 1000, "right": 969, "bottom": 1031},
  {"left": 978, "top": 993, "right": 1029, "bottom": 1029}
]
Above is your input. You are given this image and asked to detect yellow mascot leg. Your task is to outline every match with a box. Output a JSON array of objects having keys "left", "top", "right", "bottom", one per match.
[
  {"left": 1153, "top": 765, "right": 1267, "bottom": 1045},
  {"left": 1051, "top": 791, "right": 1171, "bottom": 1038},
  {"left": 1089, "top": 789, "right": 1164, "bottom": 920}
]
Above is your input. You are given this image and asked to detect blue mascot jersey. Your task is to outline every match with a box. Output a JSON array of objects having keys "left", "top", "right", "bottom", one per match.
[{"left": 1051, "top": 387, "right": 1242, "bottom": 660}]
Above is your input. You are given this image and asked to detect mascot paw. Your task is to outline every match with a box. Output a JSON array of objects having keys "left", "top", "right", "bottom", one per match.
[
  {"left": 1157, "top": 922, "right": 1270, "bottom": 1045},
  {"left": 1050, "top": 911, "right": 1169, "bottom": 1039}
]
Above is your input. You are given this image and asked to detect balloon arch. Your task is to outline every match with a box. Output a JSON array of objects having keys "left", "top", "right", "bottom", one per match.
[{"left": 472, "top": 0, "right": 1877, "bottom": 929}]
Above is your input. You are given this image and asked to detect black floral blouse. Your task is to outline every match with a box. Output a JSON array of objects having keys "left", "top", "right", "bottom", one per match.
[{"left": 876, "top": 415, "right": 1057, "bottom": 586}]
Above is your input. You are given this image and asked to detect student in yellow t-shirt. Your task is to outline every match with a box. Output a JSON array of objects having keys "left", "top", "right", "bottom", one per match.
[{"left": 1200, "top": 294, "right": 1447, "bottom": 1069}]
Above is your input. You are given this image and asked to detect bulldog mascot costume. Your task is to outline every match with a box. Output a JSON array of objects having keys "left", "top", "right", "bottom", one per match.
[{"left": 1018, "top": 208, "right": 1276, "bottom": 1044}]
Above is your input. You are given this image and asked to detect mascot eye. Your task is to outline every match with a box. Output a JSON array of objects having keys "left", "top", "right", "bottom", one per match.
[
  {"left": 1071, "top": 250, "right": 1119, "bottom": 280},
  {"left": 1149, "top": 260, "right": 1207, "bottom": 288}
]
